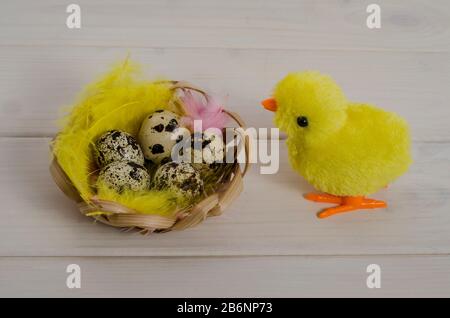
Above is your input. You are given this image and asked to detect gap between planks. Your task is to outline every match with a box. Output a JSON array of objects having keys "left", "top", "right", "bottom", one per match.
[
  {"left": 1, "top": 136, "right": 450, "bottom": 144},
  {"left": 0, "top": 43, "right": 448, "bottom": 54},
  {"left": 2, "top": 253, "right": 450, "bottom": 259}
]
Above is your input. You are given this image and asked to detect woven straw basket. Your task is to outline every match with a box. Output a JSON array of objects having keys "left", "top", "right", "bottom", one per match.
[{"left": 50, "top": 81, "right": 250, "bottom": 234}]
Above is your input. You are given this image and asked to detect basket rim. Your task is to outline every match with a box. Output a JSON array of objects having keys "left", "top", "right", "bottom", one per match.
[{"left": 49, "top": 81, "right": 250, "bottom": 233}]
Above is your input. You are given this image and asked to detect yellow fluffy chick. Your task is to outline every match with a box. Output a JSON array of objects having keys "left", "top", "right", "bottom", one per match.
[{"left": 262, "top": 72, "right": 412, "bottom": 218}]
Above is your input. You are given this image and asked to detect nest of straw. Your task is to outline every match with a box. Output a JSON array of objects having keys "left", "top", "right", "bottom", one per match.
[{"left": 50, "top": 80, "right": 249, "bottom": 234}]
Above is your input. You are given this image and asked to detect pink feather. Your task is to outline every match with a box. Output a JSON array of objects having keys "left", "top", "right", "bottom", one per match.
[{"left": 180, "top": 91, "right": 229, "bottom": 131}]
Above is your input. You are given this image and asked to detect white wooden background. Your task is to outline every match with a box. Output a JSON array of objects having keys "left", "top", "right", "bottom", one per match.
[{"left": 0, "top": 0, "right": 449, "bottom": 297}]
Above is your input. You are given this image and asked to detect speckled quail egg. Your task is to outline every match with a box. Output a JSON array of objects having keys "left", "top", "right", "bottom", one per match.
[
  {"left": 138, "top": 110, "right": 182, "bottom": 164},
  {"left": 153, "top": 162, "right": 203, "bottom": 200},
  {"left": 94, "top": 130, "right": 144, "bottom": 167},
  {"left": 184, "top": 131, "right": 225, "bottom": 178},
  {"left": 97, "top": 161, "right": 150, "bottom": 193}
]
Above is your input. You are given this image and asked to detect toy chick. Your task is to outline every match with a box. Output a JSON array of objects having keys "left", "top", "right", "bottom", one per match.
[{"left": 262, "top": 72, "right": 412, "bottom": 218}]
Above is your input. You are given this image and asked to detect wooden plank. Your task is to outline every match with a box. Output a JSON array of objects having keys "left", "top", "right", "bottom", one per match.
[
  {"left": 1, "top": 0, "right": 449, "bottom": 52},
  {"left": 0, "top": 46, "right": 449, "bottom": 141},
  {"left": 0, "top": 138, "right": 448, "bottom": 257},
  {"left": 1, "top": 255, "right": 449, "bottom": 297},
  {"left": 1, "top": 0, "right": 448, "bottom": 298}
]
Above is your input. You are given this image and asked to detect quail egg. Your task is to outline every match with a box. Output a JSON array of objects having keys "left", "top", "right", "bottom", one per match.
[
  {"left": 153, "top": 162, "right": 203, "bottom": 200},
  {"left": 94, "top": 130, "right": 144, "bottom": 167},
  {"left": 184, "top": 131, "right": 225, "bottom": 178},
  {"left": 97, "top": 161, "right": 150, "bottom": 193},
  {"left": 138, "top": 110, "right": 182, "bottom": 164}
]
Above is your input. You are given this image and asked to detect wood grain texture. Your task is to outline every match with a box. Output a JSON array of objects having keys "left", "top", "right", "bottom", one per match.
[
  {"left": 0, "top": 47, "right": 449, "bottom": 140},
  {"left": 1, "top": 255, "right": 449, "bottom": 297},
  {"left": 1, "top": 0, "right": 449, "bottom": 51},
  {"left": 0, "top": 138, "right": 448, "bottom": 257},
  {"left": 1, "top": 0, "right": 449, "bottom": 297}
]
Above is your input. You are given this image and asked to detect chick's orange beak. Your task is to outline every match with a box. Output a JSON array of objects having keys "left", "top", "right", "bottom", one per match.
[{"left": 261, "top": 98, "right": 277, "bottom": 112}]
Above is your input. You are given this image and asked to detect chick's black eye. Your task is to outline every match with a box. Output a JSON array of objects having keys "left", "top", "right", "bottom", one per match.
[{"left": 297, "top": 116, "right": 308, "bottom": 127}]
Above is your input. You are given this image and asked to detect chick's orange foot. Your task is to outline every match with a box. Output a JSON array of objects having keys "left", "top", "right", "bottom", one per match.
[
  {"left": 304, "top": 193, "right": 342, "bottom": 204},
  {"left": 304, "top": 193, "right": 387, "bottom": 218}
]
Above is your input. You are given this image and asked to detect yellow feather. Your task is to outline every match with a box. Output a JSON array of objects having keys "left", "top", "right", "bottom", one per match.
[
  {"left": 95, "top": 181, "right": 179, "bottom": 216},
  {"left": 52, "top": 60, "right": 179, "bottom": 216}
]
